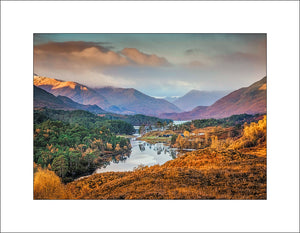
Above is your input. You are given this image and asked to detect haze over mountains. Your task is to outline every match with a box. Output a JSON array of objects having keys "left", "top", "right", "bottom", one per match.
[
  {"left": 34, "top": 86, "right": 106, "bottom": 114},
  {"left": 34, "top": 75, "right": 266, "bottom": 119},
  {"left": 34, "top": 75, "right": 180, "bottom": 116},
  {"left": 93, "top": 87, "right": 180, "bottom": 115},
  {"left": 171, "top": 90, "right": 230, "bottom": 111},
  {"left": 160, "top": 77, "right": 266, "bottom": 120}
]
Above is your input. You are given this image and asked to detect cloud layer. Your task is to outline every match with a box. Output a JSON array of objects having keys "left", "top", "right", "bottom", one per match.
[
  {"left": 33, "top": 34, "right": 266, "bottom": 97},
  {"left": 34, "top": 41, "right": 170, "bottom": 71},
  {"left": 35, "top": 41, "right": 114, "bottom": 53},
  {"left": 121, "top": 48, "right": 169, "bottom": 66}
]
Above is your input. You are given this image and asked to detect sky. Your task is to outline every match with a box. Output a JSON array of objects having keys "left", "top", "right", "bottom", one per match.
[{"left": 33, "top": 33, "right": 266, "bottom": 97}]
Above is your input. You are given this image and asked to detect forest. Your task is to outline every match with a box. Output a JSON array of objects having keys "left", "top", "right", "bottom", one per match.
[
  {"left": 34, "top": 108, "right": 175, "bottom": 182},
  {"left": 34, "top": 110, "right": 133, "bottom": 182},
  {"left": 104, "top": 113, "right": 172, "bottom": 126},
  {"left": 34, "top": 108, "right": 135, "bottom": 134},
  {"left": 172, "top": 113, "right": 263, "bottom": 131}
]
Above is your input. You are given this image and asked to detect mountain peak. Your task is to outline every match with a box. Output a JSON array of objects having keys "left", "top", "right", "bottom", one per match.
[
  {"left": 187, "top": 89, "right": 200, "bottom": 93},
  {"left": 173, "top": 89, "right": 230, "bottom": 111},
  {"left": 33, "top": 75, "right": 110, "bottom": 108},
  {"left": 34, "top": 76, "right": 88, "bottom": 90},
  {"left": 34, "top": 75, "right": 180, "bottom": 116}
]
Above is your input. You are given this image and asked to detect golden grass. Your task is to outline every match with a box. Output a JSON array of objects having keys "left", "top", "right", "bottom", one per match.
[{"left": 65, "top": 145, "right": 266, "bottom": 200}]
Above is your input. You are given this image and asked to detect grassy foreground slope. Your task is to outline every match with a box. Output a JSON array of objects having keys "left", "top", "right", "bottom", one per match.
[{"left": 66, "top": 145, "right": 266, "bottom": 199}]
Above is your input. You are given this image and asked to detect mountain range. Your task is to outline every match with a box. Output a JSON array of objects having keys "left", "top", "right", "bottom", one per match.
[
  {"left": 34, "top": 86, "right": 106, "bottom": 114},
  {"left": 93, "top": 86, "right": 181, "bottom": 115},
  {"left": 171, "top": 90, "right": 230, "bottom": 111},
  {"left": 34, "top": 75, "right": 180, "bottom": 116},
  {"left": 160, "top": 77, "right": 266, "bottom": 120},
  {"left": 34, "top": 75, "right": 266, "bottom": 120},
  {"left": 34, "top": 76, "right": 110, "bottom": 109}
]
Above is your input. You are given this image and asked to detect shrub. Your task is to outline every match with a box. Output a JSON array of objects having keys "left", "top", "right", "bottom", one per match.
[
  {"left": 230, "top": 115, "right": 266, "bottom": 149},
  {"left": 34, "top": 168, "right": 69, "bottom": 199}
]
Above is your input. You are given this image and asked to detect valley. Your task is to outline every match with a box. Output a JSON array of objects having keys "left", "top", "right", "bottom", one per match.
[
  {"left": 32, "top": 35, "right": 266, "bottom": 200},
  {"left": 34, "top": 97, "right": 266, "bottom": 199}
]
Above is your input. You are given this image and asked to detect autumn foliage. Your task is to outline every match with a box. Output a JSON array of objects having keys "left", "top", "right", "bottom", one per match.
[
  {"left": 230, "top": 115, "right": 266, "bottom": 149},
  {"left": 34, "top": 114, "right": 267, "bottom": 200},
  {"left": 34, "top": 167, "right": 71, "bottom": 199},
  {"left": 63, "top": 115, "right": 266, "bottom": 200},
  {"left": 65, "top": 145, "right": 266, "bottom": 199},
  {"left": 34, "top": 119, "right": 131, "bottom": 182}
]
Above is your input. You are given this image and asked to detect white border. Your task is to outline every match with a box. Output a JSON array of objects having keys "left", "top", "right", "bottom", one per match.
[{"left": 1, "top": 1, "right": 299, "bottom": 232}]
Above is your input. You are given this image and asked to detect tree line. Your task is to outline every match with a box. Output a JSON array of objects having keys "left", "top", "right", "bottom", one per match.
[
  {"left": 171, "top": 113, "right": 263, "bottom": 131},
  {"left": 34, "top": 108, "right": 135, "bottom": 135},
  {"left": 106, "top": 113, "right": 172, "bottom": 126}
]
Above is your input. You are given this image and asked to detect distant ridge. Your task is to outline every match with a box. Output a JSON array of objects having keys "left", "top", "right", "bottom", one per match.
[
  {"left": 34, "top": 85, "right": 106, "bottom": 114},
  {"left": 93, "top": 86, "right": 181, "bottom": 116},
  {"left": 160, "top": 77, "right": 266, "bottom": 120},
  {"left": 34, "top": 75, "right": 180, "bottom": 116},
  {"left": 172, "top": 90, "right": 230, "bottom": 111}
]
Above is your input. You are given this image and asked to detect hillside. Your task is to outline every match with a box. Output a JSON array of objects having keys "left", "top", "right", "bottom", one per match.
[
  {"left": 66, "top": 145, "right": 266, "bottom": 199},
  {"left": 34, "top": 86, "right": 106, "bottom": 114},
  {"left": 161, "top": 106, "right": 208, "bottom": 120},
  {"left": 94, "top": 87, "right": 181, "bottom": 116},
  {"left": 34, "top": 85, "right": 67, "bottom": 109},
  {"left": 34, "top": 75, "right": 110, "bottom": 109},
  {"left": 34, "top": 75, "right": 181, "bottom": 116},
  {"left": 173, "top": 90, "right": 229, "bottom": 111},
  {"left": 202, "top": 77, "right": 266, "bottom": 118},
  {"left": 160, "top": 77, "right": 266, "bottom": 120},
  {"left": 56, "top": 95, "right": 106, "bottom": 114},
  {"left": 164, "top": 96, "right": 179, "bottom": 103}
]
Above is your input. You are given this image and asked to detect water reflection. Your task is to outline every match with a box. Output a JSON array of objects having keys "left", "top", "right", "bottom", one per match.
[
  {"left": 139, "top": 143, "right": 145, "bottom": 151},
  {"left": 111, "top": 153, "right": 129, "bottom": 164},
  {"left": 94, "top": 139, "right": 179, "bottom": 173}
]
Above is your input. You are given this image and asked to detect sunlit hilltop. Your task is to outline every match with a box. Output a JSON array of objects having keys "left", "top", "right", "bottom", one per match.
[{"left": 34, "top": 75, "right": 88, "bottom": 90}]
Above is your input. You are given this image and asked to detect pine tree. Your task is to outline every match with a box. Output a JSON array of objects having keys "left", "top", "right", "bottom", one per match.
[{"left": 52, "top": 155, "right": 68, "bottom": 178}]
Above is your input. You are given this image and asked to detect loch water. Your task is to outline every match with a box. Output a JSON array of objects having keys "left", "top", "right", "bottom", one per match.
[{"left": 95, "top": 138, "right": 178, "bottom": 173}]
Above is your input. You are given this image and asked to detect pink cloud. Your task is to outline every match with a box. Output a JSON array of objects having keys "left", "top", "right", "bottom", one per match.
[
  {"left": 121, "top": 48, "right": 169, "bottom": 66},
  {"left": 34, "top": 41, "right": 170, "bottom": 72}
]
